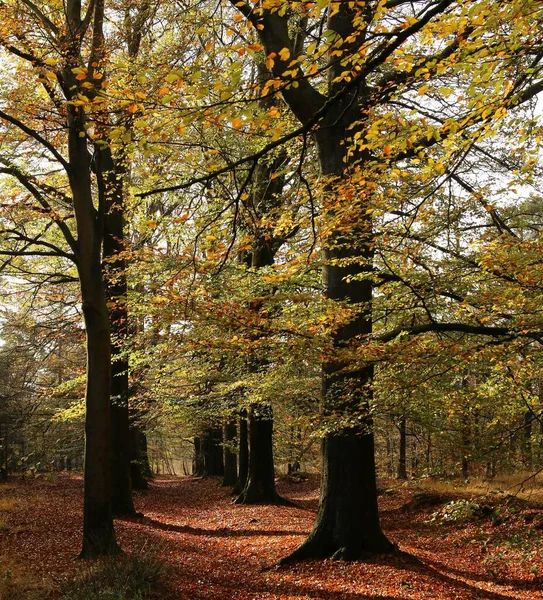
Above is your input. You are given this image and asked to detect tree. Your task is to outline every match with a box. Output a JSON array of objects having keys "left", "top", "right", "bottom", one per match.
[
  {"left": 220, "top": 0, "right": 543, "bottom": 560},
  {"left": 0, "top": 0, "right": 125, "bottom": 556}
]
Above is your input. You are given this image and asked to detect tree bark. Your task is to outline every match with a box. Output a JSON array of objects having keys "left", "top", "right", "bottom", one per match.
[
  {"left": 193, "top": 428, "right": 224, "bottom": 477},
  {"left": 234, "top": 403, "right": 286, "bottom": 504},
  {"left": 461, "top": 411, "right": 470, "bottom": 480},
  {"left": 192, "top": 436, "right": 205, "bottom": 476},
  {"left": 97, "top": 146, "right": 136, "bottom": 517},
  {"left": 232, "top": 0, "right": 393, "bottom": 559},
  {"left": 203, "top": 428, "right": 224, "bottom": 476},
  {"left": 130, "top": 424, "right": 152, "bottom": 489},
  {"left": 521, "top": 409, "right": 534, "bottom": 469},
  {"left": 284, "top": 112, "right": 393, "bottom": 559},
  {"left": 234, "top": 410, "right": 249, "bottom": 494},
  {"left": 66, "top": 98, "right": 120, "bottom": 557},
  {"left": 222, "top": 420, "right": 238, "bottom": 487},
  {"left": 43, "top": 0, "right": 122, "bottom": 559}
]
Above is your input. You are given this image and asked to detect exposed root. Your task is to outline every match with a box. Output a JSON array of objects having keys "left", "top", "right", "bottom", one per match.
[{"left": 278, "top": 534, "right": 397, "bottom": 565}]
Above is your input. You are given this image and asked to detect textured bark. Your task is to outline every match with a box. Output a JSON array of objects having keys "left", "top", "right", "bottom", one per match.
[
  {"left": 285, "top": 432, "right": 392, "bottom": 562},
  {"left": 97, "top": 145, "right": 136, "bottom": 517},
  {"left": 461, "top": 411, "right": 470, "bottom": 480},
  {"left": 276, "top": 9, "right": 391, "bottom": 558},
  {"left": 65, "top": 100, "right": 120, "bottom": 557},
  {"left": 110, "top": 369, "right": 135, "bottom": 514},
  {"left": 234, "top": 410, "right": 249, "bottom": 494},
  {"left": 283, "top": 124, "right": 392, "bottom": 558},
  {"left": 222, "top": 421, "right": 238, "bottom": 487},
  {"left": 234, "top": 404, "right": 287, "bottom": 504}
]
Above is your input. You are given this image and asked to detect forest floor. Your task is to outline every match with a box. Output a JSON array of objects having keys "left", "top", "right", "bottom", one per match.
[{"left": 1, "top": 473, "right": 543, "bottom": 599}]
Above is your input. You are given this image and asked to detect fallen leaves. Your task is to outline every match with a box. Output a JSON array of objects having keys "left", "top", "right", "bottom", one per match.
[{"left": 0, "top": 475, "right": 542, "bottom": 599}]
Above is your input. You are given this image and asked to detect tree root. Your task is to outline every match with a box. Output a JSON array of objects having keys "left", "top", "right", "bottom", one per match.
[{"left": 278, "top": 534, "right": 397, "bottom": 565}]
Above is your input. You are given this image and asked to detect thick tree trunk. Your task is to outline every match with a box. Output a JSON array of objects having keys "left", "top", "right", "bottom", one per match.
[
  {"left": 282, "top": 93, "right": 393, "bottom": 560},
  {"left": 234, "top": 410, "right": 249, "bottom": 494},
  {"left": 81, "top": 301, "right": 120, "bottom": 557},
  {"left": 234, "top": 403, "right": 286, "bottom": 504},
  {"left": 203, "top": 428, "right": 224, "bottom": 476},
  {"left": 194, "top": 428, "right": 224, "bottom": 477},
  {"left": 192, "top": 437, "right": 205, "bottom": 476},
  {"left": 291, "top": 431, "right": 392, "bottom": 561},
  {"left": 66, "top": 101, "right": 120, "bottom": 558},
  {"left": 97, "top": 147, "right": 136, "bottom": 517},
  {"left": 397, "top": 417, "right": 408, "bottom": 480},
  {"left": 130, "top": 424, "right": 152, "bottom": 490},
  {"left": 110, "top": 359, "right": 135, "bottom": 515},
  {"left": 222, "top": 421, "right": 238, "bottom": 487}
]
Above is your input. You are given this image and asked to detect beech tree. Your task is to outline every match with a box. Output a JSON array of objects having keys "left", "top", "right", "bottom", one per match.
[
  {"left": 213, "top": 0, "right": 543, "bottom": 560},
  {"left": 0, "top": 0, "right": 130, "bottom": 556}
]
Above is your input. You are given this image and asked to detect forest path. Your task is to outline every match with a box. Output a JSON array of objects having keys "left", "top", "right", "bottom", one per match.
[{"left": 1, "top": 474, "right": 542, "bottom": 599}]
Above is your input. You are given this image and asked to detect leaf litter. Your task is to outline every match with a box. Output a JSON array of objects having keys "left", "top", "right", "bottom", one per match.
[{"left": 1, "top": 474, "right": 542, "bottom": 599}]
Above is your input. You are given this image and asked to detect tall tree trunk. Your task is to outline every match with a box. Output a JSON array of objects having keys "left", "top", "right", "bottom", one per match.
[
  {"left": 194, "top": 428, "right": 224, "bottom": 476},
  {"left": 192, "top": 437, "right": 204, "bottom": 476},
  {"left": 222, "top": 420, "right": 238, "bottom": 487},
  {"left": 97, "top": 147, "right": 136, "bottom": 517},
  {"left": 234, "top": 404, "right": 286, "bottom": 504},
  {"left": 283, "top": 100, "right": 393, "bottom": 561},
  {"left": 397, "top": 417, "right": 408, "bottom": 480},
  {"left": 232, "top": 0, "right": 403, "bottom": 559},
  {"left": 203, "top": 428, "right": 224, "bottom": 476},
  {"left": 66, "top": 97, "right": 120, "bottom": 557},
  {"left": 234, "top": 409, "right": 249, "bottom": 494}
]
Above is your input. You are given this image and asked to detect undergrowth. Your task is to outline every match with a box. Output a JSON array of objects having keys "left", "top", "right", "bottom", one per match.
[{"left": 60, "top": 550, "right": 167, "bottom": 600}]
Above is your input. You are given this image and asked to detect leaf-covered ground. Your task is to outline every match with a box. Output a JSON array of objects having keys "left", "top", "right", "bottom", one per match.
[{"left": 1, "top": 474, "right": 543, "bottom": 599}]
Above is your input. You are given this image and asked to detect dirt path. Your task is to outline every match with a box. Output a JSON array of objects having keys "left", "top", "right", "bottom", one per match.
[{"left": 1, "top": 475, "right": 542, "bottom": 599}]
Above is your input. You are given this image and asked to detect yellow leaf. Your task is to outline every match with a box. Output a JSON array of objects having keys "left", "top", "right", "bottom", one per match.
[
  {"left": 265, "top": 52, "right": 276, "bottom": 70},
  {"left": 278, "top": 47, "right": 290, "bottom": 61},
  {"left": 231, "top": 117, "right": 243, "bottom": 129}
]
